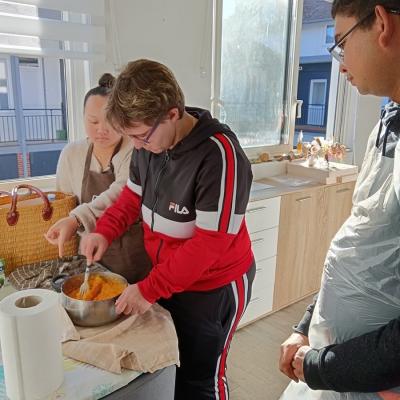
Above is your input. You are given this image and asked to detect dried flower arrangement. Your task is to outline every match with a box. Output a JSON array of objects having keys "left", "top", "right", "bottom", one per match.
[{"left": 304, "top": 138, "right": 346, "bottom": 168}]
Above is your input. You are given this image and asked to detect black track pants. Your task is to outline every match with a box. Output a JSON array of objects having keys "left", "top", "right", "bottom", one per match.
[{"left": 159, "top": 261, "right": 256, "bottom": 400}]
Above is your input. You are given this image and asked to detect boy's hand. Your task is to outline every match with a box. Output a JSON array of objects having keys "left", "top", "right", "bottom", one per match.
[
  {"left": 80, "top": 233, "right": 109, "bottom": 265},
  {"left": 115, "top": 284, "right": 152, "bottom": 315}
]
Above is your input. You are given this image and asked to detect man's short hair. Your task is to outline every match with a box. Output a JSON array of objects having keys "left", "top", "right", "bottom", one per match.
[
  {"left": 106, "top": 59, "right": 185, "bottom": 130},
  {"left": 332, "top": 0, "right": 400, "bottom": 28}
]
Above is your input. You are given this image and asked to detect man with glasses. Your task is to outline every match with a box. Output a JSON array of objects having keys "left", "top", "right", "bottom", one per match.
[
  {"left": 81, "top": 59, "right": 256, "bottom": 400},
  {"left": 279, "top": 0, "right": 400, "bottom": 398}
]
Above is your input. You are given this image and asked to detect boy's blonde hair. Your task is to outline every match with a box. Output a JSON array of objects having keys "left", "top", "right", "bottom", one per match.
[{"left": 107, "top": 59, "right": 185, "bottom": 130}]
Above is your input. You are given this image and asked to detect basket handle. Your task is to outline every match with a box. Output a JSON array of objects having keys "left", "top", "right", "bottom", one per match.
[{"left": 6, "top": 184, "right": 53, "bottom": 226}]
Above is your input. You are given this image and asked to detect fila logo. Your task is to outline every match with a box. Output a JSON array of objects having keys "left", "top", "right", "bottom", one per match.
[{"left": 169, "top": 202, "right": 189, "bottom": 215}]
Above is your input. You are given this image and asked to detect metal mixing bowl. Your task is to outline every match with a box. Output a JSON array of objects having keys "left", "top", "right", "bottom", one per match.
[{"left": 60, "top": 271, "right": 128, "bottom": 327}]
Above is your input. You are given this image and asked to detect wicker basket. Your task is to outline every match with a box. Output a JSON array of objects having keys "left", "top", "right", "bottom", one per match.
[{"left": 0, "top": 184, "right": 78, "bottom": 275}]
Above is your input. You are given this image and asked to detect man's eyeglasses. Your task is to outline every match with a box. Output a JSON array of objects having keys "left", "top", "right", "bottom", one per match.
[
  {"left": 130, "top": 117, "right": 161, "bottom": 144},
  {"left": 328, "top": 8, "right": 400, "bottom": 64}
]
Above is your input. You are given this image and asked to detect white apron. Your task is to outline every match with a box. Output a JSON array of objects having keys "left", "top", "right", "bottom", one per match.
[{"left": 281, "top": 105, "right": 400, "bottom": 399}]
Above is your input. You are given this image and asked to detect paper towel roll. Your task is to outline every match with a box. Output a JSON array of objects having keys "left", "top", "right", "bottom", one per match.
[{"left": 0, "top": 289, "right": 64, "bottom": 400}]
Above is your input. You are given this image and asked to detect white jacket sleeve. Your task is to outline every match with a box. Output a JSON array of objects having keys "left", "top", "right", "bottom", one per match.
[{"left": 56, "top": 146, "right": 74, "bottom": 194}]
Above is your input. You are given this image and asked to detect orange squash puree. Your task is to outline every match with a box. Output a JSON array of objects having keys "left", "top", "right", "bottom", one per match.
[{"left": 67, "top": 274, "right": 126, "bottom": 301}]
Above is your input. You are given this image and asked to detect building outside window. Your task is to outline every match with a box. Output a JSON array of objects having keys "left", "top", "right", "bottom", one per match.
[{"left": 295, "top": 0, "right": 334, "bottom": 144}]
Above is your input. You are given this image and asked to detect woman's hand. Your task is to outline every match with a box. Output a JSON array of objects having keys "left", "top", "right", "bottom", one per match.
[
  {"left": 80, "top": 233, "right": 109, "bottom": 265},
  {"left": 115, "top": 284, "right": 152, "bottom": 315},
  {"left": 45, "top": 216, "right": 78, "bottom": 257}
]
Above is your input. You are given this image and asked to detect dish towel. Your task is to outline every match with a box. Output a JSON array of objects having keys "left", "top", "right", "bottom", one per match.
[{"left": 61, "top": 304, "right": 180, "bottom": 374}]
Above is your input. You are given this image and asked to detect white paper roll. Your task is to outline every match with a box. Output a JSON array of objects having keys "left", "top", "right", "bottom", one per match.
[{"left": 0, "top": 289, "right": 64, "bottom": 400}]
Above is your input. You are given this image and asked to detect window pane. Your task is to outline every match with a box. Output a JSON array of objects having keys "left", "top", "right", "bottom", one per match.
[
  {"left": 219, "top": 0, "right": 291, "bottom": 147},
  {"left": 326, "top": 25, "right": 334, "bottom": 44},
  {"left": 311, "top": 81, "right": 326, "bottom": 104},
  {"left": 0, "top": 59, "right": 8, "bottom": 109},
  {"left": 0, "top": 56, "right": 68, "bottom": 180}
]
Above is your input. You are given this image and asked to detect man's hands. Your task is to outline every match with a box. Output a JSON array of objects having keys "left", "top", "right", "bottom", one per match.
[
  {"left": 45, "top": 216, "right": 79, "bottom": 257},
  {"left": 80, "top": 233, "right": 109, "bottom": 265},
  {"left": 115, "top": 284, "right": 152, "bottom": 315},
  {"left": 291, "top": 345, "right": 312, "bottom": 382},
  {"left": 279, "top": 332, "right": 309, "bottom": 382}
]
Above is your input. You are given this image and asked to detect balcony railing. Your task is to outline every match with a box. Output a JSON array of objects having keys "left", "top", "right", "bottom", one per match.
[
  {"left": 0, "top": 108, "right": 67, "bottom": 144},
  {"left": 296, "top": 103, "right": 326, "bottom": 127}
]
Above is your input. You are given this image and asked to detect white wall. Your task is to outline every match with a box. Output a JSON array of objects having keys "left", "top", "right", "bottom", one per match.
[
  {"left": 93, "top": 0, "right": 213, "bottom": 110},
  {"left": 300, "top": 22, "right": 332, "bottom": 58}
]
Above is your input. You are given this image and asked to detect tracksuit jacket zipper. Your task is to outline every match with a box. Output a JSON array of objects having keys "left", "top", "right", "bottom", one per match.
[{"left": 151, "top": 150, "right": 170, "bottom": 263}]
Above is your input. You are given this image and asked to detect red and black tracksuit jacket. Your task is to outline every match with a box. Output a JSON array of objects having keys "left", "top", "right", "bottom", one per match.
[{"left": 94, "top": 107, "right": 254, "bottom": 304}]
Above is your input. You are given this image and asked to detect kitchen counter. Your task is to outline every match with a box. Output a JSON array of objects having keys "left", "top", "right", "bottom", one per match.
[{"left": 250, "top": 174, "right": 330, "bottom": 202}]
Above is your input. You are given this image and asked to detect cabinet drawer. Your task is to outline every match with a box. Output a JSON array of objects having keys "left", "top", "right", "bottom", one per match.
[
  {"left": 246, "top": 197, "right": 281, "bottom": 233},
  {"left": 239, "top": 258, "right": 276, "bottom": 327},
  {"left": 252, "top": 257, "right": 276, "bottom": 299},
  {"left": 239, "top": 295, "right": 273, "bottom": 327},
  {"left": 250, "top": 228, "right": 278, "bottom": 262}
]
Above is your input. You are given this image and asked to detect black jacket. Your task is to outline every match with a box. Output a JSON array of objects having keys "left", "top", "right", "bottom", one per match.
[{"left": 295, "top": 297, "right": 400, "bottom": 392}]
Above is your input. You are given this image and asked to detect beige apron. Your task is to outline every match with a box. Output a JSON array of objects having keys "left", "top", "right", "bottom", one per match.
[{"left": 81, "top": 142, "right": 152, "bottom": 283}]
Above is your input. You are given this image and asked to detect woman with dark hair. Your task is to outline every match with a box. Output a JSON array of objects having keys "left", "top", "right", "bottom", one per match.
[{"left": 45, "top": 73, "right": 151, "bottom": 283}]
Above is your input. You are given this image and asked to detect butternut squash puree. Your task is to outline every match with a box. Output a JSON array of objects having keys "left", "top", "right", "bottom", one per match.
[{"left": 68, "top": 274, "right": 126, "bottom": 301}]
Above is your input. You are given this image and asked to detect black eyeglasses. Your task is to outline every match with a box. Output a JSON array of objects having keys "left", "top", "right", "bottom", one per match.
[
  {"left": 328, "top": 8, "right": 400, "bottom": 64},
  {"left": 130, "top": 117, "right": 162, "bottom": 144}
]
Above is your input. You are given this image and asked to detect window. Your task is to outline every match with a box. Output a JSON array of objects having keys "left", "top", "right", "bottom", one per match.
[
  {"left": 213, "top": 0, "right": 301, "bottom": 150},
  {"left": 18, "top": 57, "right": 39, "bottom": 67},
  {"left": 326, "top": 25, "right": 335, "bottom": 45},
  {"left": 0, "top": 58, "right": 9, "bottom": 109},
  {"left": 307, "top": 79, "right": 327, "bottom": 126},
  {"left": 0, "top": 55, "right": 68, "bottom": 180},
  {"left": 0, "top": 0, "right": 106, "bottom": 187}
]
